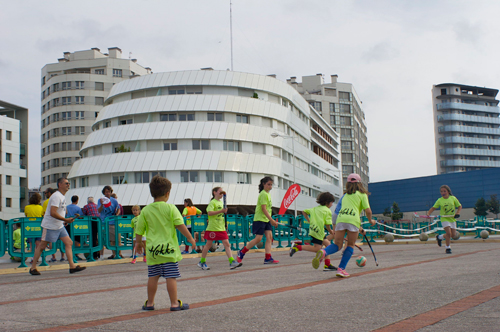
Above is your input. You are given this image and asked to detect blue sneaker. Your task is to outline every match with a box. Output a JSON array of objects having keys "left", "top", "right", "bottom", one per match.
[
  {"left": 181, "top": 250, "right": 189, "bottom": 255},
  {"left": 237, "top": 250, "right": 245, "bottom": 263},
  {"left": 197, "top": 261, "right": 210, "bottom": 270},
  {"left": 436, "top": 235, "right": 442, "bottom": 247},
  {"left": 264, "top": 257, "right": 279, "bottom": 264}
]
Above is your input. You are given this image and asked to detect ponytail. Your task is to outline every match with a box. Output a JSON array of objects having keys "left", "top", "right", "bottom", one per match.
[{"left": 258, "top": 177, "right": 274, "bottom": 193}]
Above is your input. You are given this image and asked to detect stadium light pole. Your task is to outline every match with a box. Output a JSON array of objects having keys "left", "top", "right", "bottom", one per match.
[{"left": 271, "top": 132, "right": 296, "bottom": 217}]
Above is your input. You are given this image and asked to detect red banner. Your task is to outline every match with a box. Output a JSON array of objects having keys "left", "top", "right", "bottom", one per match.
[{"left": 279, "top": 184, "right": 301, "bottom": 215}]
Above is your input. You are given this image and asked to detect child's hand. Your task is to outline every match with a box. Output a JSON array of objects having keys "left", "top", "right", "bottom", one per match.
[
  {"left": 135, "top": 242, "right": 143, "bottom": 255},
  {"left": 222, "top": 208, "right": 228, "bottom": 214},
  {"left": 369, "top": 219, "right": 376, "bottom": 226},
  {"left": 190, "top": 239, "right": 197, "bottom": 249},
  {"left": 359, "top": 227, "right": 366, "bottom": 235},
  {"left": 271, "top": 219, "right": 278, "bottom": 227}
]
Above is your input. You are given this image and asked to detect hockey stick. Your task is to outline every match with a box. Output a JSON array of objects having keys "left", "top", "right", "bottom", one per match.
[
  {"left": 363, "top": 233, "right": 379, "bottom": 266},
  {"left": 222, "top": 191, "right": 228, "bottom": 230},
  {"left": 414, "top": 213, "right": 458, "bottom": 218}
]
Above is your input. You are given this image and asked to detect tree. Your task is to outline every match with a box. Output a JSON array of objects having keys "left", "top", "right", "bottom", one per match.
[
  {"left": 486, "top": 194, "right": 500, "bottom": 218},
  {"left": 391, "top": 202, "right": 403, "bottom": 221},
  {"left": 252, "top": 92, "right": 259, "bottom": 99},
  {"left": 116, "top": 144, "right": 130, "bottom": 153},
  {"left": 383, "top": 207, "right": 391, "bottom": 217},
  {"left": 474, "top": 197, "right": 488, "bottom": 217}
]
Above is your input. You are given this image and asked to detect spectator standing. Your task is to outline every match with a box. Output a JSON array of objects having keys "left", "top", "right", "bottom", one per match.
[
  {"left": 83, "top": 197, "right": 100, "bottom": 259},
  {"left": 42, "top": 188, "right": 59, "bottom": 261},
  {"left": 97, "top": 186, "right": 120, "bottom": 259},
  {"left": 111, "top": 193, "right": 124, "bottom": 216},
  {"left": 25, "top": 193, "right": 43, "bottom": 262},
  {"left": 66, "top": 196, "right": 84, "bottom": 261}
]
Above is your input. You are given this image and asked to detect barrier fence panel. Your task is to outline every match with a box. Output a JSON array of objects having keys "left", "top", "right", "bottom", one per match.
[
  {"left": 105, "top": 215, "right": 134, "bottom": 259},
  {"left": 294, "top": 215, "right": 309, "bottom": 244},
  {"left": 273, "top": 214, "right": 294, "bottom": 248},
  {"left": 191, "top": 215, "right": 208, "bottom": 252},
  {"left": 1, "top": 219, "right": 5, "bottom": 258},
  {"left": 226, "top": 214, "right": 243, "bottom": 251},
  {"left": 67, "top": 216, "right": 102, "bottom": 262},
  {"left": 7, "top": 218, "right": 57, "bottom": 268}
]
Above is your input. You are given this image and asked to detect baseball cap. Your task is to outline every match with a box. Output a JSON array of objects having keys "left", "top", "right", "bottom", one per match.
[{"left": 347, "top": 173, "right": 361, "bottom": 183}]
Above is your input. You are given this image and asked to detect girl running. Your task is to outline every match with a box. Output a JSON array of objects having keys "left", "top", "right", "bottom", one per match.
[
  {"left": 131, "top": 205, "right": 146, "bottom": 263},
  {"left": 181, "top": 198, "right": 202, "bottom": 254},
  {"left": 289, "top": 192, "right": 337, "bottom": 271},
  {"left": 237, "top": 177, "right": 279, "bottom": 264},
  {"left": 427, "top": 185, "right": 462, "bottom": 254},
  {"left": 197, "top": 187, "right": 242, "bottom": 270},
  {"left": 312, "top": 173, "right": 375, "bottom": 278}
]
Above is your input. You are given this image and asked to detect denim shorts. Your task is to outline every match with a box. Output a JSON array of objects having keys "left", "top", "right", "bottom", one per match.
[
  {"left": 147, "top": 262, "right": 181, "bottom": 279},
  {"left": 41, "top": 227, "right": 69, "bottom": 243}
]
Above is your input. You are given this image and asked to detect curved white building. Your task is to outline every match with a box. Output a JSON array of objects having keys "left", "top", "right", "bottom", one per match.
[{"left": 67, "top": 70, "right": 342, "bottom": 213}]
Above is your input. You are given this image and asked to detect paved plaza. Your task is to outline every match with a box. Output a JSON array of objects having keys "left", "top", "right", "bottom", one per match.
[{"left": 1, "top": 240, "right": 499, "bottom": 332}]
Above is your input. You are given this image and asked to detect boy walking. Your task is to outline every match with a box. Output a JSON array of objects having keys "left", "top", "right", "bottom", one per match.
[{"left": 135, "top": 175, "right": 196, "bottom": 311}]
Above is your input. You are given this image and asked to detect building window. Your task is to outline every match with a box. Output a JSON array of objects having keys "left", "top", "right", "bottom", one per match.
[
  {"left": 104, "top": 121, "right": 111, "bottom": 128},
  {"left": 95, "top": 82, "right": 104, "bottom": 91},
  {"left": 207, "top": 113, "right": 223, "bottom": 121},
  {"left": 53, "top": 83, "right": 60, "bottom": 92},
  {"left": 80, "top": 177, "right": 89, "bottom": 188},
  {"left": 52, "top": 98, "right": 60, "bottom": 108},
  {"left": 237, "top": 172, "right": 250, "bottom": 184},
  {"left": 206, "top": 171, "right": 223, "bottom": 182},
  {"left": 75, "top": 96, "right": 85, "bottom": 104},
  {"left": 160, "top": 113, "right": 177, "bottom": 121},
  {"left": 76, "top": 81, "right": 84, "bottom": 89},
  {"left": 236, "top": 114, "right": 249, "bottom": 124},
  {"left": 6, "top": 175, "right": 12, "bottom": 185},
  {"left": 168, "top": 87, "right": 185, "bottom": 95},
  {"left": 6, "top": 153, "right": 11, "bottom": 162},
  {"left": 76, "top": 126, "right": 85, "bottom": 135},
  {"left": 6, "top": 198, "right": 12, "bottom": 208},
  {"left": 6, "top": 131, "right": 12, "bottom": 140},
  {"left": 339, "top": 104, "right": 351, "bottom": 113},
  {"left": 62, "top": 127, "right": 71, "bottom": 136},
  {"left": 223, "top": 141, "right": 241, "bottom": 152},
  {"left": 112, "top": 174, "right": 125, "bottom": 185},
  {"left": 62, "top": 111, "right": 71, "bottom": 120},
  {"left": 75, "top": 111, "right": 84, "bottom": 120},
  {"left": 62, "top": 81, "right": 71, "bottom": 90},
  {"left": 163, "top": 141, "right": 178, "bottom": 150},
  {"left": 329, "top": 103, "right": 336, "bottom": 113},
  {"left": 192, "top": 140, "right": 210, "bottom": 150},
  {"left": 180, "top": 171, "right": 199, "bottom": 183},
  {"left": 119, "top": 119, "right": 133, "bottom": 125},
  {"left": 52, "top": 143, "right": 60, "bottom": 152},
  {"left": 330, "top": 115, "right": 335, "bottom": 125},
  {"left": 309, "top": 101, "right": 322, "bottom": 113},
  {"left": 95, "top": 69, "right": 105, "bottom": 75},
  {"left": 62, "top": 97, "right": 71, "bottom": 105},
  {"left": 341, "top": 141, "right": 352, "bottom": 150},
  {"left": 178, "top": 113, "right": 195, "bottom": 121},
  {"left": 340, "top": 116, "right": 351, "bottom": 126},
  {"left": 342, "top": 153, "right": 353, "bottom": 162},
  {"left": 340, "top": 128, "right": 352, "bottom": 138},
  {"left": 151, "top": 171, "right": 166, "bottom": 178},
  {"left": 113, "top": 69, "right": 122, "bottom": 77},
  {"left": 339, "top": 92, "right": 351, "bottom": 101},
  {"left": 135, "top": 172, "right": 150, "bottom": 184},
  {"left": 95, "top": 97, "right": 104, "bottom": 105}
]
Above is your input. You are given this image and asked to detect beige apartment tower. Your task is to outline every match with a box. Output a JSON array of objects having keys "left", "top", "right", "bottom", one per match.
[
  {"left": 40, "top": 47, "right": 150, "bottom": 193},
  {"left": 287, "top": 74, "right": 369, "bottom": 187}
]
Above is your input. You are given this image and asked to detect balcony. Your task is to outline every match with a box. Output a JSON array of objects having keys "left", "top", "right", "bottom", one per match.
[
  {"left": 437, "top": 102, "right": 500, "bottom": 114},
  {"left": 439, "top": 148, "right": 500, "bottom": 157},
  {"left": 20, "top": 143, "right": 26, "bottom": 156},
  {"left": 439, "top": 136, "right": 500, "bottom": 146},
  {"left": 437, "top": 114, "right": 500, "bottom": 125},
  {"left": 438, "top": 125, "right": 500, "bottom": 135},
  {"left": 440, "top": 159, "right": 500, "bottom": 167}
]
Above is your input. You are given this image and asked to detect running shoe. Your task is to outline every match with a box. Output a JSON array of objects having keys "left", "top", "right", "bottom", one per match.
[
  {"left": 445, "top": 248, "right": 452, "bottom": 254},
  {"left": 131, "top": 258, "right": 137, "bottom": 264},
  {"left": 143, "top": 256, "right": 147, "bottom": 262},
  {"left": 181, "top": 250, "right": 189, "bottom": 254},
  {"left": 323, "top": 264, "right": 338, "bottom": 271},
  {"left": 229, "top": 260, "right": 242, "bottom": 269},
  {"left": 264, "top": 257, "right": 279, "bottom": 264},
  {"left": 312, "top": 249, "right": 326, "bottom": 269},
  {"left": 436, "top": 235, "right": 442, "bottom": 247},
  {"left": 237, "top": 250, "right": 245, "bottom": 263},
  {"left": 197, "top": 261, "right": 210, "bottom": 270},
  {"left": 336, "top": 268, "right": 350, "bottom": 278},
  {"left": 289, "top": 243, "right": 298, "bottom": 257}
]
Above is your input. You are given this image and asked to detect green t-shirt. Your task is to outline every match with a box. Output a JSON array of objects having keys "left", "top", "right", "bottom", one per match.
[
  {"left": 304, "top": 205, "right": 333, "bottom": 241},
  {"left": 337, "top": 191, "right": 370, "bottom": 228},
  {"left": 254, "top": 190, "right": 272, "bottom": 222},
  {"left": 433, "top": 196, "right": 461, "bottom": 222},
  {"left": 182, "top": 207, "right": 202, "bottom": 226},
  {"left": 131, "top": 216, "right": 146, "bottom": 239},
  {"left": 206, "top": 199, "right": 225, "bottom": 231},
  {"left": 13, "top": 228, "right": 26, "bottom": 249},
  {"left": 135, "top": 201, "right": 184, "bottom": 265}
]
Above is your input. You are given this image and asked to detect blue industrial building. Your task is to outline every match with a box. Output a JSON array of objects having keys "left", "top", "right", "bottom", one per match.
[{"left": 368, "top": 168, "right": 500, "bottom": 214}]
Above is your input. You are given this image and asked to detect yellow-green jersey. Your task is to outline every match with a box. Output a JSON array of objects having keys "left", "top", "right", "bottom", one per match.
[
  {"left": 182, "top": 206, "right": 202, "bottom": 226},
  {"left": 131, "top": 216, "right": 146, "bottom": 239},
  {"left": 135, "top": 201, "right": 184, "bottom": 265},
  {"left": 13, "top": 228, "right": 27, "bottom": 249},
  {"left": 433, "top": 196, "right": 461, "bottom": 222},
  {"left": 304, "top": 205, "right": 333, "bottom": 241},
  {"left": 206, "top": 199, "right": 225, "bottom": 231},
  {"left": 337, "top": 191, "right": 370, "bottom": 229},
  {"left": 254, "top": 190, "right": 272, "bottom": 222}
]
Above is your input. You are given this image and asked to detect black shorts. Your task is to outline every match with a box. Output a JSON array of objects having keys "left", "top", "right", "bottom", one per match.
[
  {"left": 310, "top": 236, "right": 323, "bottom": 245},
  {"left": 252, "top": 221, "right": 273, "bottom": 235}
]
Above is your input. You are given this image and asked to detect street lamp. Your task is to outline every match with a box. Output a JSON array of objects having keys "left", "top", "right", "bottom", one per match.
[{"left": 271, "top": 132, "right": 297, "bottom": 217}]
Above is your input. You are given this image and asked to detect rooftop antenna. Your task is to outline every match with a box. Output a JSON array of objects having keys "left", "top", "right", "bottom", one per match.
[{"left": 230, "top": 0, "right": 234, "bottom": 71}]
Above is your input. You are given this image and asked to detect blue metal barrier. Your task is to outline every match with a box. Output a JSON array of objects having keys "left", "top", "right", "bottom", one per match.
[{"left": 67, "top": 216, "right": 102, "bottom": 262}]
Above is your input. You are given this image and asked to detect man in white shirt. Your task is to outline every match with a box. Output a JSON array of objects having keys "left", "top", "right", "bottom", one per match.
[{"left": 29, "top": 178, "right": 86, "bottom": 275}]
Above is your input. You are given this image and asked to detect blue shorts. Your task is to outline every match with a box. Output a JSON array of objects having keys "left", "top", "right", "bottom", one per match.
[
  {"left": 147, "top": 262, "right": 181, "bottom": 279},
  {"left": 252, "top": 221, "right": 273, "bottom": 235},
  {"left": 41, "top": 227, "right": 69, "bottom": 243}
]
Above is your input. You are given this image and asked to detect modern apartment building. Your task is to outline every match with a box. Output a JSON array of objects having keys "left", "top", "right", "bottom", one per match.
[
  {"left": 287, "top": 74, "right": 369, "bottom": 187},
  {"left": 66, "top": 70, "right": 342, "bottom": 213},
  {"left": 432, "top": 83, "right": 500, "bottom": 174},
  {"left": 40, "top": 47, "right": 151, "bottom": 193},
  {"left": 0, "top": 100, "right": 29, "bottom": 219}
]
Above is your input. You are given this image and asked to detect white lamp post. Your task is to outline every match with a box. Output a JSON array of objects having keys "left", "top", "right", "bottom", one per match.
[{"left": 271, "top": 132, "right": 296, "bottom": 217}]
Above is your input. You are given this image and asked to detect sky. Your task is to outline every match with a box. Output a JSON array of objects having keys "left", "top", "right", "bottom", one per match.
[{"left": 1, "top": 0, "right": 500, "bottom": 188}]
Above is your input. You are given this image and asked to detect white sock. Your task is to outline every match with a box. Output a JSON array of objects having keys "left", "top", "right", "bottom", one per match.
[
  {"left": 446, "top": 246, "right": 451, "bottom": 249},
  {"left": 438, "top": 234, "right": 444, "bottom": 240}
]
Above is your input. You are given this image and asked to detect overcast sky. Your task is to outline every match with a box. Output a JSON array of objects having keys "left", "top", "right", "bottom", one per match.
[{"left": 1, "top": 0, "right": 499, "bottom": 188}]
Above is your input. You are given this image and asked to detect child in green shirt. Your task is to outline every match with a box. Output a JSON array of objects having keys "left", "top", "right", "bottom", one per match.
[
  {"left": 289, "top": 192, "right": 337, "bottom": 271},
  {"left": 135, "top": 175, "right": 196, "bottom": 311},
  {"left": 131, "top": 205, "right": 146, "bottom": 264}
]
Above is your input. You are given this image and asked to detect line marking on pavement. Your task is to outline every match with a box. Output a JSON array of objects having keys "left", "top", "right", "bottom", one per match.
[
  {"left": 374, "top": 284, "right": 500, "bottom": 332},
  {"left": 29, "top": 248, "right": 500, "bottom": 332}
]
